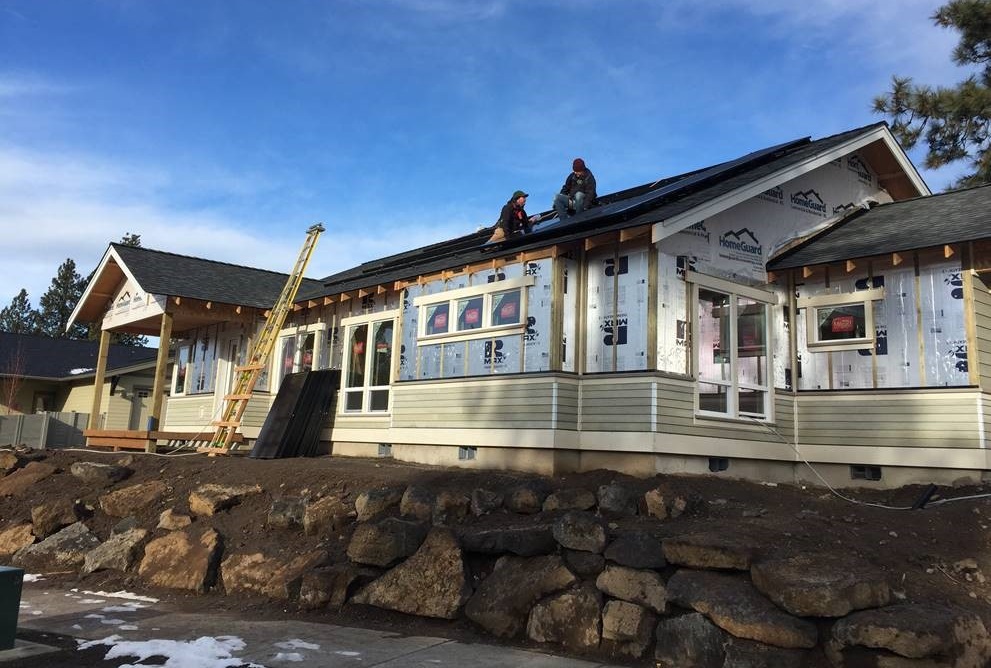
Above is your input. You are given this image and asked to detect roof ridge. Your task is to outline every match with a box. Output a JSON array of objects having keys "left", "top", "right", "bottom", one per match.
[{"left": 110, "top": 243, "right": 318, "bottom": 282}]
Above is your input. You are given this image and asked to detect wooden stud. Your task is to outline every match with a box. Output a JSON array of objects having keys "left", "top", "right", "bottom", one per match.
[
  {"left": 892, "top": 252, "right": 903, "bottom": 266},
  {"left": 846, "top": 260, "right": 856, "bottom": 273},
  {"left": 944, "top": 244, "right": 955, "bottom": 258},
  {"left": 358, "top": 288, "right": 371, "bottom": 298},
  {"left": 619, "top": 225, "right": 650, "bottom": 243},
  {"left": 376, "top": 284, "right": 387, "bottom": 294},
  {"left": 766, "top": 270, "right": 777, "bottom": 283},
  {"left": 340, "top": 292, "right": 352, "bottom": 301},
  {"left": 802, "top": 266, "right": 813, "bottom": 279}
]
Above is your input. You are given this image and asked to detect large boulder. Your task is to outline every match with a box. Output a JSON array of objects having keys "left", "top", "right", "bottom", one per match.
[
  {"left": 750, "top": 553, "right": 890, "bottom": 617},
  {"left": 347, "top": 517, "right": 428, "bottom": 567},
  {"left": 354, "top": 486, "right": 404, "bottom": 522},
  {"left": 827, "top": 603, "right": 991, "bottom": 667},
  {"left": 303, "top": 495, "right": 352, "bottom": 536},
  {"left": 432, "top": 491, "right": 469, "bottom": 526},
  {"left": 69, "top": 461, "right": 132, "bottom": 486},
  {"left": 504, "top": 482, "right": 549, "bottom": 514},
  {"left": 667, "top": 569, "right": 817, "bottom": 649},
  {"left": 99, "top": 481, "right": 167, "bottom": 517},
  {"left": 542, "top": 488, "right": 596, "bottom": 512},
  {"left": 662, "top": 531, "right": 759, "bottom": 570},
  {"left": 138, "top": 527, "right": 222, "bottom": 592},
  {"left": 12, "top": 521, "right": 101, "bottom": 570},
  {"left": 399, "top": 486, "right": 434, "bottom": 521},
  {"left": 31, "top": 498, "right": 80, "bottom": 538},
  {"left": 597, "top": 482, "right": 639, "bottom": 516},
  {"left": 601, "top": 600, "right": 655, "bottom": 658},
  {"left": 465, "top": 554, "right": 577, "bottom": 638},
  {"left": 457, "top": 522, "right": 556, "bottom": 557},
  {"left": 188, "top": 483, "right": 263, "bottom": 517},
  {"left": 267, "top": 497, "right": 306, "bottom": 529},
  {"left": 526, "top": 583, "right": 602, "bottom": 650},
  {"left": 470, "top": 488, "right": 503, "bottom": 516},
  {"left": 552, "top": 511, "right": 607, "bottom": 553},
  {"left": 0, "top": 462, "right": 56, "bottom": 497},
  {"left": 221, "top": 549, "right": 328, "bottom": 600},
  {"left": 604, "top": 531, "right": 667, "bottom": 569},
  {"left": 595, "top": 564, "right": 667, "bottom": 614},
  {"left": 353, "top": 528, "right": 471, "bottom": 619},
  {"left": 82, "top": 528, "right": 148, "bottom": 575},
  {"left": 0, "top": 523, "right": 35, "bottom": 558},
  {"left": 299, "top": 564, "right": 379, "bottom": 609},
  {"left": 654, "top": 612, "right": 727, "bottom": 668}
]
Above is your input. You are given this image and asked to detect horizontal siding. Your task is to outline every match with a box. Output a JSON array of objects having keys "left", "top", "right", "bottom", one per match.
[
  {"left": 241, "top": 394, "right": 274, "bottom": 429},
  {"left": 162, "top": 396, "right": 214, "bottom": 429},
  {"left": 392, "top": 378, "right": 562, "bottom": 430},
  {"left": 796, "top": 391, "right": 982, "bottom": 449},
  {"left": 581, "top": 378, "right": 653, "bottom": 432}
]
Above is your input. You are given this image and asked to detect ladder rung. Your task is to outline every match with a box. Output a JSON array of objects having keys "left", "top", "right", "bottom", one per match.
[
  {"left": 223, "top": 394, "right": 254, "bottom": 401},
  {"left": 212, "top": 421, "right": 242, "bottom": 428},
  {"left": 236, "top": 364, "right": 266, "bottom": 371}
]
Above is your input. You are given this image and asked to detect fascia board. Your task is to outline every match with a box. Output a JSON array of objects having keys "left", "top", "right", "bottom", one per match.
[
  {"left": 68, "top": 246, "right": 145, "bottom": 331},
  {"left": 651, "top": 126, "right": 930, "bottom": 245}
]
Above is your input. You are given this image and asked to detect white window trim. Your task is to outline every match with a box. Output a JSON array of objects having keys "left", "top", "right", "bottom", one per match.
[
  {"left": 341, "top": 309, "right": 400, "bottom": 414},
  {"left": 689, "top": 272, "right": 775, "bottom": 422},
  {"left": 412, "top": 275, "right": 534, "bottom": 342},
  {"left": 797, "top": 287, "right": 883, "bottom": 352},
  {"left": 275, "top": 322, "right": 326, "bottom": 385}
]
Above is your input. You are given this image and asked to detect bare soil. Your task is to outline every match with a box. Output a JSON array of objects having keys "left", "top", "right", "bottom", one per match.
[{"left": 3, "top": 447, "right": 991, "bottom": 666}]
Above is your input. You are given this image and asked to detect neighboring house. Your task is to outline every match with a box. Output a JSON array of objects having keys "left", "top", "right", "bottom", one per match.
[
  {"left": 0, "top": 332, "right": 159, "bottom": 438},
  {"left": 70, "top": 121, "right": 991, "bottom": 487}
]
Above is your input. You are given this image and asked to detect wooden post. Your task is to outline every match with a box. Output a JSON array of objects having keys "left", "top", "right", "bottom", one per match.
[
  {"left": 88, "top": 330, "right": 111, "bottom": 430},
  {"left": 148, "top": 312, "right": 174, "bottom": 450}
]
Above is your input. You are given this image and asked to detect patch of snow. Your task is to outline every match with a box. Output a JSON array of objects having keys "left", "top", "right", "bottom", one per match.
[
  {"left": 101, "top": 618, "right": 128, "bottom": 626},
  {"left": 77, "top": 588, "right": 159, "bottom": 603},
  {"left": 274, "top": 640, "right": 319, "bottom": 651},
  {"left": 273, "top": 652, "right": 304, "bottom": 662},
  {"left": 23, "top": 574, "right": 45, "bottom": 582},
  {"left": 77, "top": 634, "right": 265, "bottom": 668},
  {"left": 119, "top": 625, "right": 139, "bottom": 631},
  {"left": 80, "top": 598, "right": 106, "bottom": 604},
  {"left": 69, "top": 367, "right": 94, "bottom": 375},
  {"left": 334, "top": 650, "right": 361, "bottom": 657},
  {"left": 102, "top": 604, "right": 147, "bottom": 613},
  {"left": 30, "top": 610, "right": 43, "bottom": 616}
]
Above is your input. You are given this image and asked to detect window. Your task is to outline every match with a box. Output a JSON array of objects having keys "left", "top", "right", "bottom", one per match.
[
  {"left": 172, "top": 330, "right": 218, "bottom": 395},
  {"left": 690, "top": 272, "right": 775, "bottom": 420},
  {"left": 414, "top": 276, "right": 533, "bottom": 342},
  {"left": 798, "top": 286, "right": 883, "bottom": 352},
  {"left": 278, "top": 330, "right": 317, "bottom": 383},
  {"left": 341, "top": 311, "right": 398, "bottom": 413}
]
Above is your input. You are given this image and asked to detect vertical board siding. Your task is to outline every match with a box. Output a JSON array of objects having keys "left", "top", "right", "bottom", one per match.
[
  {"left": 795, "top": 391, "right": 982, "bottom": 448},
  {"left": 973, "top": 275, "right": 991, "bottom": 392}
]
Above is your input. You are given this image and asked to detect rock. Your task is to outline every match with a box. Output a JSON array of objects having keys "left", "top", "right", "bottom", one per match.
[
  {"left": 138, "top": 527, "right": 222, "bottom": 592},
  {"left": 111, "top": 516, "right": 142, "bottom": 535},
  {"left": 723, "top": 637, "right": 810, "bottom": 668},
  {"left": 654, "top": 612, "right": 727, "bottom": 668},
  {"left": 601, "top": 600, "right": 655, "bottom": 658},
  {"left": 526, "top": 583, "right": 602, "bottom": 650},
  {"left": 470, "top": 488, "right": 504, "bottom": 516},
  {"left": 400, "top": 486, "right": 434, "bottom": 521},
  {"left": 666, "top": 569, "right": 817, "bottom": 649},
  {"left": 99, "top": 481, "right": 167, "bottom": 517},
  {"left": 221, "top": 549, "right": 328, "bottom": 600},
  {"left": 750, "top": 554, "right": 890, "bottom": 617},
  {"left": 157, "top": 509, "right": 193, "bottom": 531},
  {"left": 0, "top": 523, "right": 35, "bottom": 557},
  {"left": 189, "top": 483, "right": 263, "bottom": 516},
  {"left": 465, "top": 554, "right": 577, "bottom": 638},
  {"left": 604, "top": 531, "right": 667, "bottom": 569},
  {"left": 432, "top": 491, "right": 469, "bottom": 526},
  {"left": 353, "top": 528, "right": 471, "bottom": 619},
  {"left": 595, "top": 564, "right": 667, "bottom": 614},
  {"left": 0, "top": 462, "right": 56, "bottom": 497},
  {"left": 457, "top": 523, "right": 556, "bottom": 556},
  {"left": 542, "top": 488, "right": 596, "bottom": 512},
  {"left": 563, "top": 548, "right": 606, "bottom": 578},
  {"left": 13, "top": 521, "right": 101, "bottom": 570},
  {"left": 662, "top": 531, "right": 759, "bottom": 570},
  {"left": 82, "top": 528, "right": 148, "bottom": 574},
  {"left": 644, "top": 485, "right": 691, "bottom": 520},
  {"left": 552, "top": 511, "right": 607, "bottom": 553},
  {"left": 0, "top": 450, "right": 21, "bottom": 475},
  {"left": 504, "top": 481, "right": 548, "bottom": 514},
  {"left": 347, "top": 517, "right": 429, "bottom": 567},
  {"left": 31, "top": 498, "right": 80, "bottom": 538},
  {"left": 299, "top": 564, "right": 379, "bottom": 609},
  {"left": 355, "top": 486, "right": 404, "bottom": 522},
  {"left": 597, "top": 482, "right": 639, "bottom": 516},
  {"left": 267, "top": 497, "right": 306, "bottom": 529},
  {"left": 303, "top": 495, "right": 352, "bottom": 536},
  {"left": 69, "top": 461, "right": 132, "bottom": 486},
  {"left": 827, "top": 603, "right": 991, "bottom": 666}
]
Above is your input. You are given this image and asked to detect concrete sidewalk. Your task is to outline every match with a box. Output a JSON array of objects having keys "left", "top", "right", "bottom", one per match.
[{"left": 3, "top": 582, "right": 626, "bottom": 667}]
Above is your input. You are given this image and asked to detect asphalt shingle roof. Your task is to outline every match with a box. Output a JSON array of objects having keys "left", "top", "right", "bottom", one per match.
[
  {"left": 0, "top": 332, "right": 158, "bottom": 380},
  {"left": 301, "top": 123, "right": 889, "bottom": 299},
  {"left": 767, "top": 183, "right": 991, "bottom": 270},
  {"left": 111, "top": 244, "right": 324, "bottom": 309}
]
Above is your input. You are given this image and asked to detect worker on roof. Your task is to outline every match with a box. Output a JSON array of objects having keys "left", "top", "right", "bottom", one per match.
[
  {"left": 489, "top": 190, "right": 538, "bottom": 243},
  {"left": 553, "top": 158, "right": 597, "bottom": 219}
]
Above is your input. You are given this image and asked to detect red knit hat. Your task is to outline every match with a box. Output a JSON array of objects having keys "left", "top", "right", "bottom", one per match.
[{"left": 573, "top": 158, "right": 586, "bottom": 171}]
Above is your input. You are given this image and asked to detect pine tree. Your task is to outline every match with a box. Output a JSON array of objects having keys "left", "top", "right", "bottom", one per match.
[
  {"left": 0, "top": 289, "right": 39, "bottom": 334},
  {"left": 873, "top": 0, "right": 991, "bottom": 188},
  {"left": 36, "top": 258, "right": 88, "bottom": 339}
]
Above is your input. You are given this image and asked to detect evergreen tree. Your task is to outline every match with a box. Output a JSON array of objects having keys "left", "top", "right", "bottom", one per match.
[
  {"left": 873, "top": 0, "right": 991, "bottom": 188},
  {"left": 109, "top": 233, "right": 149, "bottom": 347},
  {"left": 0, "top": 289, "right": 39, "bottom": 334},
  {"left": 36, "top": 258, "right": 88, "bottom": 339}
]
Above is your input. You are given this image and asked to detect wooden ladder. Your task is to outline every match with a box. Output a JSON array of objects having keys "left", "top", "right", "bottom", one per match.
[{"left": 201, "top": 223, "right": 325, "bottom": 454}]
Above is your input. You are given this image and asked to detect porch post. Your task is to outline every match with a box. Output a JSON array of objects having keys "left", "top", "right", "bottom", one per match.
[
  {"left": 87, "top": 330, "right": 111, "bottom": 430},
  {"left": 149, "top": 312, "right": 173, "bottom": 436}
]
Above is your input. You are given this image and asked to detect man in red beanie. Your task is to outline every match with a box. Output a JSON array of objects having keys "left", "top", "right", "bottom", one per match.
[{"left": 553, "top": 158, "right": 597, "bottom": 220}]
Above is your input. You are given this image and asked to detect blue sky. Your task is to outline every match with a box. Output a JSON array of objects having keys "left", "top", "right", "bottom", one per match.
[{"left": 0, "top": 0, "right": 971, "bottom": 309}]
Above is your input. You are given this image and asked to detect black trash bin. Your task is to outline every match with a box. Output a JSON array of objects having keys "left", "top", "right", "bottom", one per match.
[{"left": 0, "top": 566, "right": 24, "bottom": 650}]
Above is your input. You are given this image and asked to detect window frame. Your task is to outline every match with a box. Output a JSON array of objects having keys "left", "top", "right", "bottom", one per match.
[
  {"left": 797, "top": 287, "right": 883, "bottom": 352},
  {"left": 688, "top": 271, "right": 776, "bottom": 422},
  {"left": 412, "top": 276, "right": 534, "bottom": 344},
  {"left": 340, "top": 309, "right": 400, "bottom": 414}
]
